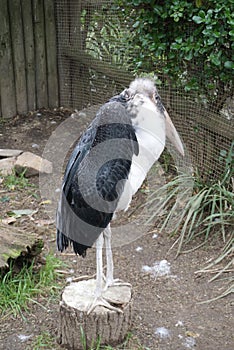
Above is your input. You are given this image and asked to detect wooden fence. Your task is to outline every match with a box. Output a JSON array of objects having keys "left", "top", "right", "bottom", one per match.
[
  {"left": 0, "top": 0, "right": 233, "bottom": 184},
  {"left": 0, "top": 0, "right": 58, "bottom": 118}
]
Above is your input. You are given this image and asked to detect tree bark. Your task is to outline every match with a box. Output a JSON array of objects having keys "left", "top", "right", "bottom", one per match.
[
  {"left": 0, "top": 223, "right": 43, "bottom": 271},
  {"left": 58, "top": 279, "right": 133, "bottom": 349}
]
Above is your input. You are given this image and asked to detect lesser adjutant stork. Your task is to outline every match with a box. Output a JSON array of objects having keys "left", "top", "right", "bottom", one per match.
[{"left": 56, "top": 78, "right": 184, "bottom": 312}]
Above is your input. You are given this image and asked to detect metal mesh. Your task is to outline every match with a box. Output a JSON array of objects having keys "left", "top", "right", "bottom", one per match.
[{"left": 55, "top": 0, "right": 233, "bottom": 183}]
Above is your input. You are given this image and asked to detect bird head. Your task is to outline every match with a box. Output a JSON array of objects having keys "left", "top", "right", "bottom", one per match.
[{"left": 125, "top": 78, "right": 185, "bottom": 157}]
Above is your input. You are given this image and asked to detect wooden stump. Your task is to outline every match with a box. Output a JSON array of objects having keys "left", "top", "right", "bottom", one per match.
[{"left": 58, "top": 279, "right": 133, "bottom": 350}]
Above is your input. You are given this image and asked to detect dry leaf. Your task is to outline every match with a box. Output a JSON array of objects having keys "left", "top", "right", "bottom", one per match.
[
  {"left": 39, "top": 199, "right": 52, "bottom": 206},
  {"left": 2, "top": 217, "right": 17, "bottom": 225},
  {"left": 34, "top": 219, "right": 55, "bottom": 226}
]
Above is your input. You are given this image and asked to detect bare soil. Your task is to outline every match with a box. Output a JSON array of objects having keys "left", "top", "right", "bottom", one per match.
[{"left": 0, "top": 110, "right": 233, "bottom": 350}]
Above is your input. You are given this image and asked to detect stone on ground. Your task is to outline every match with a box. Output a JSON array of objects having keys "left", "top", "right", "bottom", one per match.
[{"left": 15, "top": 151, "right": 52, "bottom": 177}]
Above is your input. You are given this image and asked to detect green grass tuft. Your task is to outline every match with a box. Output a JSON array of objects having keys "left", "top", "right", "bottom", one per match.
[
  {"left": 1, "top": 168, "right": 34, "bottom": 191},
  {"left": 26, "top": 331, "right": 57, "bottom": 350},
  {"left": 0, "top": 254, "right": 64, "bottom": 317},
  {"left": 145, "top": 142, "right": 233, "bottom": 300}
]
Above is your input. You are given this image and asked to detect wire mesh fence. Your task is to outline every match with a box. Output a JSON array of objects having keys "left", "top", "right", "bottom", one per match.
[{"left": 55, "top": 0, "right": 233, "bottom": 183}]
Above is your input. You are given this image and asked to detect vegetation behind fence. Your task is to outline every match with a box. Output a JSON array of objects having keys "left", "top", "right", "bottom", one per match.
[
  {"left": 0, "top": 0, "right": 233, "bottom": 183},
  {"left": 55, "top": 0, "right": 233, "bottom": 183}
]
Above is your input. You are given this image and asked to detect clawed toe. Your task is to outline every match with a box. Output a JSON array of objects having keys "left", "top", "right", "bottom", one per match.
[
  {"left": 87, "top": 296, "right": 123, "bottom": 315},
  {"left": 104, "top": 278, "right": 131, "bottom": 291}
]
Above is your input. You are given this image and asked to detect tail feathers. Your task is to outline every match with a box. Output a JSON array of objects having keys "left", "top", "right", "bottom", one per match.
[{"left": 56, "top": 229, "right": 89, "bottom": 257}]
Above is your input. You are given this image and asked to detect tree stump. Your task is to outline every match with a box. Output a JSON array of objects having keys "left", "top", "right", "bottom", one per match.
[{"left": 58, "top": 279, "right": 133, "bottom": 349}]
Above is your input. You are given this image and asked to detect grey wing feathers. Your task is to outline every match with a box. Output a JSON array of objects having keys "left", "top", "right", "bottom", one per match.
[{"left": 56, "top": 99, "right": 138, "bottom": 257}]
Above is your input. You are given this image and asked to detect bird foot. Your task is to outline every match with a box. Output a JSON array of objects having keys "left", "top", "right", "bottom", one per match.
[
  {"left": 104, "top": 278, "right": 131, "bottom": 291},
  {"left": 87, "top": 295, "right": 123, "bottom": 315}
]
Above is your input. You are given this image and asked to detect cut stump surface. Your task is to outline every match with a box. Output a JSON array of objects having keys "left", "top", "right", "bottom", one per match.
[{"left": 58, "top": 279, "right": 133, "bottom": 349}]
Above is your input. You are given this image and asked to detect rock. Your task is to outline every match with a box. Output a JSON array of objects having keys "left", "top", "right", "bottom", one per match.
[
  {"left": 15, "top": 152, "right": 53, "bottom": 177},
  {"left": 0, "top": 149, "right": 23, "bottom": 158},
  {"left": 0, "top": 157, "right": 16, "bottom": 175}
]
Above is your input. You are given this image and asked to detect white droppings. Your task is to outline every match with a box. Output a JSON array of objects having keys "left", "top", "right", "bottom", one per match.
[
  {"left": 155, "top": 327, "right": 171, "bottom": 339},
  {"left": 142, "top": 259, "right": 171, "bottom": 277},
  {"left": 55, "top": 188, "right": 61, "bottom": 193},
  {"left": 78, "top": 112, "right": 87, "bottom": 118},
  {"left": 136, "top": 246, "right": 143, "bottom": 252},
  {"left": 152, "top": 233, "right": 158, "bottom": 239},
  {"left": 142, "top": 265, "right": 152, "bottom": 273},
  {"left": 66, "top": 277, "right": 73, "bottom": 283},
  {"left": 31, "top": 143, "right": 39, "bottom": 149},
  {"left": 183, "top": 336, "right": 196, "bottom": 348},
  {"left": 17, "top": 334, "right": 32, "bottom": 342},
  {"left": 175, "top": 320, "right": 184, "bottom": 327}
]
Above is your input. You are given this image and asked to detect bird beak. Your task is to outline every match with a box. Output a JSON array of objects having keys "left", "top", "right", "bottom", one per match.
[{"left": 164, "top": 109, "right": 184, "bottom": 156}]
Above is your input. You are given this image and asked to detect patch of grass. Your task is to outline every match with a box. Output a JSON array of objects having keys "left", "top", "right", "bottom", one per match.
[
  {"left": 80, "top": 328, "right": 150, "bottom": 350},
  {"left": 0, "top": 254, "right": 65, "bottom": 317},
  {"left": 27, "top": 331, "right": 58, "bottom": 350},
  {"left": 146, "top": 142, "right": 233, "bottom": 299},
  {"left": 1, "top": 168, "right": 34, "bottom": 191}
]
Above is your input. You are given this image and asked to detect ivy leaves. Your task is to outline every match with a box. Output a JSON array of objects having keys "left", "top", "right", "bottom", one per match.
[{"left": 118, "top": 0, "right": 234, "bottom": 103}]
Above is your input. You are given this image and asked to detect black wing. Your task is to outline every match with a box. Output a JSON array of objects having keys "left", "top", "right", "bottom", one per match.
[{"left": 56, "top": 100, "right": 138, "bottom": 257}]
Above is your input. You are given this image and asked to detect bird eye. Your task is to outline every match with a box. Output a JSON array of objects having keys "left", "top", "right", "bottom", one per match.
[
  {"left": 154, "top": 94, "right": 160, "bottom": 101},
  {"left": 120, "top": 89, "right": 131, "bottom": 101}
]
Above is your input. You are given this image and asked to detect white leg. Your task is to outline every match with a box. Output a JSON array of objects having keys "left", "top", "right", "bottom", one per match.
[
  {"left": 104, "top": 224, "right": 114, "bottom": 287},
  {"left": 87, "top": 231, "right": 123, "bottom": 315},
  {"left": 95, "top": 232, "right": 104, "bottom": 296},
  {"left": 103, "top": 224, "right": 131, "bottom": 291}
]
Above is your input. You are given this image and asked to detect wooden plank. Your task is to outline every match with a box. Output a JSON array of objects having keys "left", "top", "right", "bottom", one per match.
[
  {"left": 0, "top": 0, "right": 17, "bottom": 118},
  {"left": 69, "top": 0, "right": 83, "bottom": 109},
  {"left": 63, "top": 48, "right": 133, "bottom": 86},
  {"left": 0, "top": 223, "right": 43, "bottom": 271},
  {"left": 8, "top": 0, "right": 28, "bottom": 114},
  {"left": 33, "top": 0, "right": 48, "bottom": 108},
  {"left": 55, "top": 0, "right": 72, "bottom": 107},
  {"left": 21, "top": 0, "right": 36, "bottom": 111},
  {"left": 44, "top": 0, "right": 59, "bottom": 107}
]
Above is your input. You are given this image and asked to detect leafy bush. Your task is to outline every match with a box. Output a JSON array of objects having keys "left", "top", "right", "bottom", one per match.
[{"left": 117, "top": 0, "right": 234, "bottom": 108}]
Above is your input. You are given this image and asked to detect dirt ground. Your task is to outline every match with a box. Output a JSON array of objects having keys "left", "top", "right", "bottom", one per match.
[{"left": 0, "top": 109, "right": 233, "bottom": 350}]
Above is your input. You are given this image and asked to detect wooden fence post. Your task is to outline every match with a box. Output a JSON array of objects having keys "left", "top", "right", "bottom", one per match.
[
  {"left": 0, "top": 0, "right": 17, "bottom": 118},
  {"left": 44, "top": 0, "right": 59, "bottom": 108},
  {"left": 33, "top": 0, "right": 48, "bottom": 108},
  {"left": 8, "top": 0, "right": 28, "bottom": 114},
  {"left": 21, "top": 0, "right": 36, "bottom": 112}
]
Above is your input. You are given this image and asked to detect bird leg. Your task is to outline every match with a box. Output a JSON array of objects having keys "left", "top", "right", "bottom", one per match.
[
  {"left": 95, "top": 231, "right": 104, "bottom": 296},
  {"left": 87, "top": 232, "right": 123, "bottom": 315},
  {"left": 104, "top": 224, "right": 114, "bottom": 288},
  {"left": 103, "top": 224, "right": 131, "bottom": 290}
]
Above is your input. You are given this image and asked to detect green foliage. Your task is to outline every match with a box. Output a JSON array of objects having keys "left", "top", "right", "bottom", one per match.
[
  {"left": 82, "top": 7, "right": 133, "bottom": 68},
  {"left": 151, "top": 142, "right": 233, "bottom": 248},
  {"left": 117, "top": 0, "right": 234, "bottom": 107},
  {"left": 27, "top": 331, "right": 57, "bottom": 350},
  {"left": 1, "top": 169, "right": 33, "bottom": 191},
  {"left": 79, "top": 327, "right": 148, "bottom": 349},
  {"left": 0, "top": 254, "right": 64, "bottom": 317},
  {"left": 146, "top": 141, "right": 233, "bottom": 271}
]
